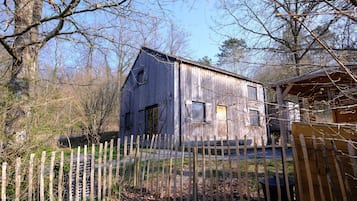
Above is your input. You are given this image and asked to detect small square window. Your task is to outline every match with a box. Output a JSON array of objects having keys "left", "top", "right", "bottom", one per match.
[
  {"left": 192, "top": 102, "right": 205, "bottom": 122},
  {"left": 249, "top": 110, "right": 260, "bottom": 126},
  {"left": 248, "top": 85, "right": 257, "bottom": 100}
]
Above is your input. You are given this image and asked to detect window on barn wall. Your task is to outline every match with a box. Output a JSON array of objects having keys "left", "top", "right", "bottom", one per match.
[
  {"left": 136, "top": 70, "right": 145, "bottom": 84},
  {"left": 125, "top": 112, "right": 133, "bottom": 130},
  {"left": 248, "top": 85, "right": 258, "bottom": 100},
  {"left": 192, "top": 102, "right": 205, "bottom": 122},
  {"left": 145, "top": 105, "right": 158, "bottom": 135},
  {"left": 216, "top": 105, "right": 228, "bottom": 135},
  {"left": 249, "top": 109, "right": 260, "bottom": 126}
]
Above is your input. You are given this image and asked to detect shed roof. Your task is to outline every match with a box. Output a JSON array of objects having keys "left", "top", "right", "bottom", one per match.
[
  {"left": 270, "top": 66, "right": 357, "bottom": 101},
  {"left": 141, "top": 46, "right": 263, "bottom": 85}
]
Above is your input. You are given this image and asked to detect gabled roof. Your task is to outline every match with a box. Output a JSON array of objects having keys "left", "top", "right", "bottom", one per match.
[{"left": 141, "top": 46, "right": 262, "bottom": 85}]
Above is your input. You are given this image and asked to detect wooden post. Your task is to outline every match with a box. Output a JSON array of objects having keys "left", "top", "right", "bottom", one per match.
[
  {"left": 108, "top": 139, "right": 114, "bottom": 197},
  {"left": 103, "top": 141, "right": 108, "bottom": 197},
  {"left": 173, "top": 136, "right": 179, "bottom": 200},
  {"left": 75, "top": 147, "right": 80, "bottom": 201},
  {"left": 97, "top": 143, "right": 103, "bottom": 201},
  {"left": 276, "top": 85, "right": 288, "bottom": 146},
  {"left": 272, "top": 137, "right": 281, "bottom": 201},
  {"left": 133, "top": 136, "right": 140, "bottom": 188},
  {"left": 1, "top": 162, "right": 7, "bottom": 201},
  {"left": 156, "top": 135, "right": 162, "bottom": 193},
  {"left": 15, "top": 157, "right": 21, "bottom": 201},
  {"left": 220, "top": 138, "right": 227, "bottom": 201},
  {"left": 299, "top": 134, "right": 315, "bottom": 201},
  {"left": 69, "top": 150, "right": 74, "bottom": 201},
  {"left": 180, "top": 137, "right": 185, "bottom": 201},
  {"left": 58, "top": 151, "right": 64, "bottom": 201},
  {"left": 262, "top": 137, "right": 271, "bottom": 201},
  {"left": 49, "top": 152, "right": 56, "bottom": 201},
  {"left": 244, "top": 136, "right": 250, "bottom": 201},
  {"left": 201, "top": 135, "right": 206, "bottom": 201},
  {"left": 235, "top": 136, "right": 243, "bottom": 201},
  {"left": 291, "top": 138, "right": 304, "bottom": 201},
  {"left": 40, "top": 151, "right": 46, "bottom": 201},
  {"left": 28, "top": 154, "right": 35, "bottom": 201},
  {"left": 90, "top": 144, "right": 95, "bottom": 201},
  {"left": 330, "top": 140, "right": 348, "bottom": 201},
  {"left": 83, "top": 145, "right": 87, "bottom": 201},
  {"left": 320, "top": 138, "right": 336, "bottom": 201},
  {"left": 168, "top": 135, "right": 174, "bottom": 198},
  {"left": 193, "top": 146, "right": 198, "bottom": 201},
  {"left": 207, "top": 135, "right": 213, "bottom": 201},
  {"left": 276, "top": 86, "right": 291, "bottom": 201},
  {"left": 123, "top": 136, "right": 127, "bottom": 182},
  {"left": 312, "top": 136, "right": 326, "bottom": 201},
  {"left": 130, "top": 135, "right": 134, "bottom": 156},
  {"left": 187, "top": 140, "right": 192, "bottom": 199},
  {"left": 146, "top": 135, "right": 156, "bottom": 192},
  {"left": 254, "top": 138, "right": 261, "bottom": 201},
  {"left": 115, "top": 138, "right": 121, "bottom": 183},
  {"left": 227, "top": 136, "right": 233, "bottom": 201},
  {"left": 214, "top": 136, "right": 219, "bottom": 201}
]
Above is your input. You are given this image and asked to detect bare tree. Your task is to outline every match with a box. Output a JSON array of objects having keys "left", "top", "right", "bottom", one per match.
[
  {"left": 0, "top": 0, "right": 131, "bottom": 142},
  {"left": 215, "top": 0, "right": 356, "bottom": 78}
]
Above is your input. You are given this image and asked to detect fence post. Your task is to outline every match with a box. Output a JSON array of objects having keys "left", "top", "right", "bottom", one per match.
[
  {"left": 291, "top": 137, "right": 304, "bottom": 201},
  {"left": 254, "top": 138, "right": 261, "bottom": 201},
  {"left": 28, "top": 154, "right": 35, "bottom": 201},
  {"left": 49, "top": 152, "right": 56, "bottom": 201},
  {"left": 40, "top": 151, "right": 46, "bottom": 201},
  {"left": 193, "top": 146, "right": 198, "bottom": 201},
  {"left": 261, "top": 137, "right": 271, "bottom": 201},
  {"left": 58, "top": 151, "right": 64, "bottom": 201},
  {"left": 299, "top": 134, "right": 315, "bottom": 201},
  {"left": 69, "top": 150, "right": 74, "bottom": 201},
  {"left": 1, "top": 162, "right": 7, "bottom": 201},
  {"left": 15, "top": 157, "right": 21, "bottom": 201},
  {"left": 103, "top": 141, "right": 108, "bottom": 197},
  {"left": 115, "top": 138, "right": 121, "bottom": 184},
  {"left": 272, "top": 136, "right": 281, "bottom": 201},
  {"left": 83, "top": 145, "right": 87, "bottom": 201},
  {"left": 97, "top": 143, "right": 103, "bottom": 201},
  {"left": 90, "top": 144, "right": 95, "bottom": 201},
  {"left": 133, "top": 136, "right": 140, "bottom": 188},
  {"left": 108, "top": 139, "right": 114, "bottom": 197},
  {"left": 75, "top": 147, "right": 81, "bottom": 201}
]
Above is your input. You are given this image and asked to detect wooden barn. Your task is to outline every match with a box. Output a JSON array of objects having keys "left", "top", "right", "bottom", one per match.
[{"left": 119, "top": 47, "right": 267, "bottom": 145}]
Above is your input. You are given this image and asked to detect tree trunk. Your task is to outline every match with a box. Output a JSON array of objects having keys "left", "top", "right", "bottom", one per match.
[{"left": 4, "top": 0, "right": 42, "bottom": 141}]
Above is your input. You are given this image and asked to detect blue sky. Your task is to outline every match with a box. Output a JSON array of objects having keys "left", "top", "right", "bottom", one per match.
[{"left": 168, "top": 0, "right": 224, "bottom": 62}]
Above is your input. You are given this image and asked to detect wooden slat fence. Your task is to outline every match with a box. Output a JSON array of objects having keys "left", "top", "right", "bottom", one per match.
[
  {"left": 292, "top": 122, "right": 357, "bottom": 201},
  {"left": 0, "top": 135, "right": 300, "bottom": 200}
]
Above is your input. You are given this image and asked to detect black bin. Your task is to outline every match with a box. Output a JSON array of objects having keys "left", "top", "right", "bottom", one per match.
[{"left": 260, "top": 177, "right": 294, "bottom": 201}]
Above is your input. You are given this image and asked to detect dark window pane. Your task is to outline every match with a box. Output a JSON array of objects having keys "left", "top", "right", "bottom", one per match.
[
  {"left": 145, "top": 105, "right": 158, "bottom": 134},
  {"left": 125, "top": 112, "right": 132, "bottom": 129},
  {"left": 249, "top": 110, "right": 260, "bottom": 126},
  {"left": 248, "top": 86, "right": 257, "bottom": 100},
  {"left": 192, "top": 102, "right": 205, "bottom": 122},
  {"left": 137, "top": 70, "right": 145, "bottom": 84}
]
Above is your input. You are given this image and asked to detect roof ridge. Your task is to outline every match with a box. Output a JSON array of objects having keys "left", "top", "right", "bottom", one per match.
[{"left": 140, "top": 46, "right": 262, "bottom": 85}]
